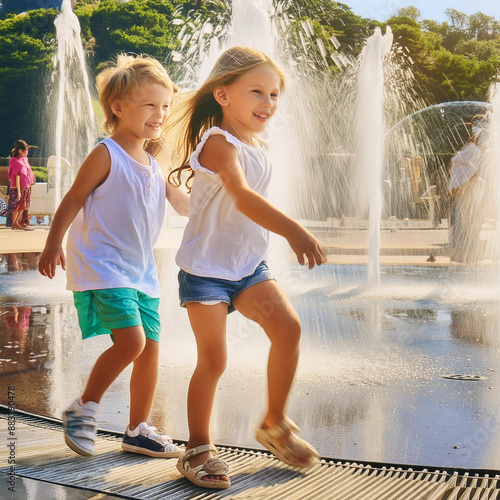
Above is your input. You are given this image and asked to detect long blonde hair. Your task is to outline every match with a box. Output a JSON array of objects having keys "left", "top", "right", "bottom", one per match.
[
  {"left": 168, "top": 46, "right": 286, "bottom": 190},
  {"left": 96, "top": 53, "right": 178, "bottom": 154}
]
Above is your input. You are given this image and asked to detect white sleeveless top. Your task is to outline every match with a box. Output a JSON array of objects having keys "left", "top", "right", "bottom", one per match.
[
  {"left": 176, "top": 127, "right": 272, "bottom": 281},
  {"left": 66, "top": 138, "right": 166, "bottom": 297}
]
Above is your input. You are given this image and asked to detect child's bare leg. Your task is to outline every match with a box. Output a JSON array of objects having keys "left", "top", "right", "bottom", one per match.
[
  {"left": 129, "top": 338, "right": 158, "bottom": 428},
  {"left": 233, "top": 280, "right": 301, "bottom": 428},
  {"left": 81, "top": 326, "right": 146, "bottom": 405},
  {"left": 234, "top": 280, "right": 316, "bottom": 465},
  {"left": 185, "top": 302, "right": 229, "bottom": 481},
  {"left": 11, "top": 207, "right": 22, "bottom": 228}
]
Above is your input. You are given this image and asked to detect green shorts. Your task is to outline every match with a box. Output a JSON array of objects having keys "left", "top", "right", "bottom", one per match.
[{"left": 73, "top": 288, "right": 161, "bottom": 342}]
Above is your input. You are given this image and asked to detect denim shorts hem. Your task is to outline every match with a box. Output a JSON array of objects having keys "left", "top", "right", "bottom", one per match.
[
  {"left": 179, "top": 297, "right": 231, "bottom": 308},
  {"left": 178, "top": 260, "right": 274, "bottom": 312}
]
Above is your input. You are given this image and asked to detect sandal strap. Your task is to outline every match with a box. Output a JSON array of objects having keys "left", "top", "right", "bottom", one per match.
[
  {"left": 283, "top": 417, "right": 301, "bottom": 433},
  {"left": 185, "top": 443, "right": 217, "bottom": 458},
  {"left": 194, "top": 456, "right": 229, "bottom": 479},
  {"left": 178, "top": 443, "right": 218, "bottom": 468},
  {"left": 178, "top": 444, "right": 229, "bottom": 479},
  {"left": 259, "top": 417, "right": 300, "bottom": 440}
]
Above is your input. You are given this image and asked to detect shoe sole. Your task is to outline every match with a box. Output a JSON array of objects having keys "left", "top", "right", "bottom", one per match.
[
  {"left": 62, "top": 412, "right": 96, "bottom": 457},
  {"left": 176, "top": 461, "right": 231, "bottom": 489},
  {"left": 255, "top": 433, "right": 319, "bottom": 469},
  {"left": 121, "top": 442, "right": 183, "bottom": 458}
]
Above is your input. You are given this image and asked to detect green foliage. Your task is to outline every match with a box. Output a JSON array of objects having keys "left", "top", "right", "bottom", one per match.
[
  {"left": 89, "top": 0, "right": 178, "bottom": 66},
  {"left": 0, "top": 9, "right": 57, "bottom": 155},
  {"left": 0, "top": 0, "right": 500, "bottom": 156},
  {"left": 31, "top": 166, "right": 47, "bottom": 183},
  {"left": 455, "top": 38, "right": 500, "bottom": 62},
  {"left": 275, "top": 0, "right": 369, "bottom": 71},
  {"left": 73, "top": 2, "right": 98, "bottom": 42},
  {"left": 397, "top": 7, "right": 421, "bottom": 21},
  {"left": 387, "top": 9, "right": 500, "bottom": 105}
]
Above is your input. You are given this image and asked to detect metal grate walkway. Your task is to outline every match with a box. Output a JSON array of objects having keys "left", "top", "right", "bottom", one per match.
[{"left": 1, "top": 411, "right": 500, "bottom": 500}]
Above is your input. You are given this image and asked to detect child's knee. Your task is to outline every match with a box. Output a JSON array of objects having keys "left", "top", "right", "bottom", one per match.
[
  {"left": 274, "top": 316, "right": 301, "bottom": 348},
  {"left": 288, "top": 317, "right": 301, "bottom": 344},
  {"left": 200, "top": 350, "right": 227, "bottom": 377},
  {"left": 140, "top": 338, "right": 159, "bottom": 360},
  {"left": 113, "top": 331, "right": 147, "bottom": 360}
]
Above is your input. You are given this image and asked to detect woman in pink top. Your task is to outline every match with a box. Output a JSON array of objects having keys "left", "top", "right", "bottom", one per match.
[{"left": 8, "top": 140, "right": 35, "bottom": 230}]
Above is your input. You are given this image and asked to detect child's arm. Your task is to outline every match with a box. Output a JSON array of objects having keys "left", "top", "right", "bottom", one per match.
[
  {"left": 15, "top": 175, "right": 21, "bottom": 200},
  {"left": 38, "top": 145, "right": 111, "bottom": 279},
  {"left": 166, "top": 181, "right": 189, "bottom": 216},
  {"left": 200, "top": 135, "right": 326, "bottom": 269}
]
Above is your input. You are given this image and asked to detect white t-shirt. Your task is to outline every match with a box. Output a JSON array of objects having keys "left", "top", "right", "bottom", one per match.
[
  {"left": 449, "top": 142, "right": 482, "bottom": 190},
  {"left": 176, "top": 127, "right": 272, "bottom": 281},
  {"left": 66, "top": 138, "right": 166, "bottom": 297}
]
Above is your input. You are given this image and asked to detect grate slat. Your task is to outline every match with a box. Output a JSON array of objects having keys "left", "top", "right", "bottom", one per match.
[{"left": 2, "top": 412, "right": 499, "bottom": 500}]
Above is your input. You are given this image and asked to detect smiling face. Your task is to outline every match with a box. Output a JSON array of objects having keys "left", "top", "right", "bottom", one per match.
[
  {"left": 216, "top": 64, "right": 282, "bottom": 143},
  {"left": 113, "top": 81, "right": 173, "bottom": 141}
]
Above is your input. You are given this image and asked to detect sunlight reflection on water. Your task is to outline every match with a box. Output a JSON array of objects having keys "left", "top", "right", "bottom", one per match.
[{"left": 1, "top": 252, "right": 500, "bottom": 469}]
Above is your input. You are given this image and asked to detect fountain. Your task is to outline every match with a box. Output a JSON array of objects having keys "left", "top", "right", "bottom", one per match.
[
  {"left": 51, "top": 0, "right": 97, "bottom": 208},
  {"left": 355, "top": 26, "right": 393, "bottom": 287},
  {"left": 2, "top": 0, "right": 500, "bottom": 473}
]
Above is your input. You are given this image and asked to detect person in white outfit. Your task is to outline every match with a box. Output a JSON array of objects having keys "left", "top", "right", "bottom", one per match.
[
  {"left": 169, "top": 46, "right": 326, "bottom": 490},
  {"left": 449, "top": 114, "right": 489, "bottom": 263},
  {"left": 38, "top": 54, "right": 188, "bottom": 459}
]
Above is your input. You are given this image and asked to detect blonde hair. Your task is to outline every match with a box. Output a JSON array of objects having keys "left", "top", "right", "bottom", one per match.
[
  {"left": 96, "top": 53, "right": 178, "bottom": 139},
  {"left": 168, "top": 46, "right": 286, "bottom": 190}
]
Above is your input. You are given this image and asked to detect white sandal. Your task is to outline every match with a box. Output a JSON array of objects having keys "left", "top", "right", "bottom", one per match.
[
  {"left": 255, "top": 417, "right": 320, "bottom": 468},
  {"left": 176, "top": 444, "right": 230, "bottom": 489}
]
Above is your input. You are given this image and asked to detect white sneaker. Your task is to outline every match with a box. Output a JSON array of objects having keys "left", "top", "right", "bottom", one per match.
[
  {"left": 122, "top": 422, "right": 183, "bottom": 458},
  {"left": 62, "top": 398, "right": 99, "bottom": 456}
]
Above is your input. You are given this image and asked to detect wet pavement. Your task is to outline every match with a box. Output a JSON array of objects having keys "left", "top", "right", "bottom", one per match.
[{"left": 2, "top": 247, "right": 500, "bottom": 473}]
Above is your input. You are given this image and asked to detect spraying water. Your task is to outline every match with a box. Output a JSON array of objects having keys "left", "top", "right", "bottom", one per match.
[
  {"left": 5, "top": 0, "right": 500, "bottom": 472},
  {"left": 52, "top": 0, "right": 97, "bottom": 208},
  {"left": 356, "top": 27, "right": 393, "bottom": 287}
]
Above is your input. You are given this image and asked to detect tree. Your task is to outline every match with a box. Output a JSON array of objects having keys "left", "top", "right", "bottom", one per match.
[
  {"left": 88, "top": 0, "right": 178, "bottom": 68},
  {"left": 274, "top": 0, "right": 369, "bottom": 71},
  {"left": 397, "top": 6, "right": 421, "bottom": 21},
  {"left": 0, "top": 9, "right": 57, "bottom": 154},
  {"left": 430, "top": 48, "right": 491, "bottom": 101},
  {"left": 455, "top": 38, "right": 500, "bottom": 63}
]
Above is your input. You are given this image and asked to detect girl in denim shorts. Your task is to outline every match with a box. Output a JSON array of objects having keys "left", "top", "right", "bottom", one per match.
[
  {"left": 169, "top": 46, "right": 326, "bottom": 490},
  {"left": 38, "top": 54, "right": 189, "bottom": 459}
]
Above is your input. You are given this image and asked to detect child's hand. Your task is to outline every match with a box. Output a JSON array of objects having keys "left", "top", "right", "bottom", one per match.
[
  {"left": 287, "top": 226, "right": 327, "bottom": 269},
  {"left": 38, "top": 241, "right": 66, "bottom": 279}
]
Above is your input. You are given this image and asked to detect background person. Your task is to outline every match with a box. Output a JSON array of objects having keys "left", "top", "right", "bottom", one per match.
[
  {"left": 448, "top": 114, "right": 489, "bottom": 264},
  {"left": 8, "top": 139, "right": 35, "bottom": 231}
]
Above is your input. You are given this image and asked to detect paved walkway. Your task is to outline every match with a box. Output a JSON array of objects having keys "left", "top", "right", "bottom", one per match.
[{"left": 0, "top": 224, "right": 457, "bottom": 266}]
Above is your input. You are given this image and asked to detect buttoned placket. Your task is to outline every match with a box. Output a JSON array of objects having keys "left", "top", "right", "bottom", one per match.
[{"left": 144, "top": 167, "right": 151, "bottom": 202}]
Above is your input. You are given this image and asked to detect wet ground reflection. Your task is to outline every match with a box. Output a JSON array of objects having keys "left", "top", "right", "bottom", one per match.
[
  {"left": 1, "top": 252, "right": 500, "bottom": 470},
  {"left": 0, "top": 253, "right": 41, "bottom": 273}
]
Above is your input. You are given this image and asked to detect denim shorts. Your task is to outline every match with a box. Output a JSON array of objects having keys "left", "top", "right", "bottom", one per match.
[
  {"left": 73, "top": 288, "right": 161, "bottom": 341},
  {"left": 178, "top": 261, "right": 274, "bottom": 313}
]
